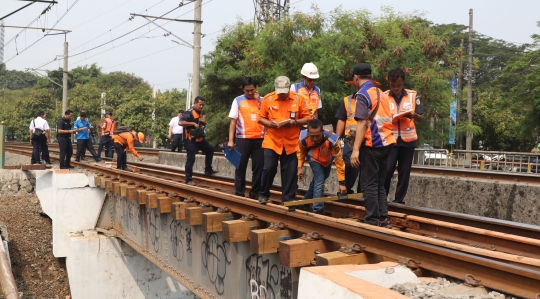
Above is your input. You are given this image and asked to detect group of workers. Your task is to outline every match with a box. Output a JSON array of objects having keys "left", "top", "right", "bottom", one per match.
[
  {"left": 30, "top": 109, "right": 145, "bottom": 171},
  {"left": 219, "top": 62, "right": 423, "bottom": 227}
]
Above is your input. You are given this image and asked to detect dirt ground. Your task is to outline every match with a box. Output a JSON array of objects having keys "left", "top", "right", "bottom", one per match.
[{"left": 0, "top": 193, "right": 70, "bottom": 299}]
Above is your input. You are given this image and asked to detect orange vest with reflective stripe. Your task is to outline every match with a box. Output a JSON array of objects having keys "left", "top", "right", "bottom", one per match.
[
  {"left": 234, "top": 94, "right": 264, "bottom": 139},
  {"left": 357, "top": 81, "right": 396, "bottom": 147},
  {"left": 292, "top": 82, "right": 321, "bottom": 118},
  {"left": 343, "top": 94, "right": 356, "bottom": 135},
  {"left": 385, "top": 89, "right": 418, "bottom": 142}
]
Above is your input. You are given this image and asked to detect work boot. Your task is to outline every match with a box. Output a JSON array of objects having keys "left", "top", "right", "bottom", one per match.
[
  {"left": 95, "top": 157, "right": 102, "bottom": 162},
  {"left": 122, "top": 167, "right": 134, "bottom": 172},
  {"left": 204, "top": 170, "right": 219, "bottom": 176},
  {"left": 258, "top": 196, "right": 268, "bottom": 205},
  {"left": 379, "top": 218, "right": 392, "bottom": 229}
]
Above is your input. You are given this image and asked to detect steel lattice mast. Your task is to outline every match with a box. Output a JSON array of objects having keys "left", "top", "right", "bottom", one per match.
[{"left": 254, "top": 0, "right": 290, "bottom": 26}]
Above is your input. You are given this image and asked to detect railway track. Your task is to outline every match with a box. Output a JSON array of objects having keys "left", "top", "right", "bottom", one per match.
[{"left": 4, "top": 145, "right": 540, "bottom": 298}]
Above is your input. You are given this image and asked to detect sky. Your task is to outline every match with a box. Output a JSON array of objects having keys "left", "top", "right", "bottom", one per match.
[{"left": 2, "top": 0, "right": 540, "bottom": 92}]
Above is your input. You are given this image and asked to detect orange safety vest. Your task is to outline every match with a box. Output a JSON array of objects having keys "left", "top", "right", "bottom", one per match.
[
  {"left": 385, "top": 89, "right": 418, "bottom": 142},
  {"left": 101, "top": 118, "right": 115, "bottom": 137},
  {"left": 357, "top": 81, "right": 396, "bottom": 148},
  {"left": 233, "top": 94, "right": 264, "bottom": 139},
  {"left": 343, "top": 94, "right": 356, "bottom": 135},
  {"left": 184, "top": 109, "right": 204, "bottom": 142},
  {"left": 291, "top": 82, "right": 321, "bottom": 118}
]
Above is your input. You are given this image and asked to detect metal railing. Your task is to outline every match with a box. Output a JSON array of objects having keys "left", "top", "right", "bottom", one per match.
[{"left": 412, "top": 148, "right": 540, "bottom": 174}]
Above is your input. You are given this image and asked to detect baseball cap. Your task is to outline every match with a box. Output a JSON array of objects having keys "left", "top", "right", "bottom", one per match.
[
  {"left": 105, "top": 111, "right": 112, "bottom": 116},
  {"left": 274, "top": 76, "right": 291, "bottom": 94},
  {"left": 352, "top": 63, "right": 372, "bottom": 76}
]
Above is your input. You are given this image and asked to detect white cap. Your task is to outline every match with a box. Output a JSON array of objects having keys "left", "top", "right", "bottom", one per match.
[
  {"left": 274, "top": 76, "right": 291, "bottom": 94},
  {"left": 300, "top": 62, "right": 319, "bottom": 79}
]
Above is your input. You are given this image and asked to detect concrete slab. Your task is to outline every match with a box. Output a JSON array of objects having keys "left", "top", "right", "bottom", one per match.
[
  {"left": 345, "top": 263, "right": 421, "bottom": 288},
  {"left": 298, "top": 262, "right": 411, "bottom": 299},
  {"left": 66, "top": 234, "right": 194, "bottom": 299}
]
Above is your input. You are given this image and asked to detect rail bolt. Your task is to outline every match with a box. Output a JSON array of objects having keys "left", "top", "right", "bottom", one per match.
[{"left": 464, "top": 274, "right": 482, "bottom": 287}]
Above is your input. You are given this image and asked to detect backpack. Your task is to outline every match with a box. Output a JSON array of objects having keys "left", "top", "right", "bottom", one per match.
[{"left": 113, "top": 126, "right": 132, "bottom": 135}]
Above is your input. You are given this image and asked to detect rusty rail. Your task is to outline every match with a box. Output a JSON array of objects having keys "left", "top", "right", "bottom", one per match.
[{"left": 0, "top": 239, "right": 18, "bottom": 299}]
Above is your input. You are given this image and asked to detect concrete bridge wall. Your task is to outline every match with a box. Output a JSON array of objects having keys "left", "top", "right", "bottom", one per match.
[{"left": 159, "top": 152, "right": 540, "bottom": 226}]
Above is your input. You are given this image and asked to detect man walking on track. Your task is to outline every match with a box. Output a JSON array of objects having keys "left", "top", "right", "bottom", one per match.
[
  {"left": 228, "top": 77, "right": 265, "bottom": 199},
  {"left": 349, "top": 63, "right": 397, "bottom": 228},
  {"left": 168, "top": 109, "right": 184, "bottom": 153},
  {"left": 384, "top": 68, "right": 423, "bottom": 205},
  {"left": 257, "top": 76, "right": 310, "bottom": 210}
]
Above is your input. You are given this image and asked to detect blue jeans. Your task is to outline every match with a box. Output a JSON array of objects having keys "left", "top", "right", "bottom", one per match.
[{"left": 303, "top": 161, "right": 332, "bottom": 213}]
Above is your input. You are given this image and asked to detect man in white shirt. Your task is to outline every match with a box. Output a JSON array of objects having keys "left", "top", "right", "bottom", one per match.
[
  {"left": 29, "top": 111, "right": 51, "bottom": 164},
  {"left": 168, "top": 109, "right": 184, "bottom": 152}
]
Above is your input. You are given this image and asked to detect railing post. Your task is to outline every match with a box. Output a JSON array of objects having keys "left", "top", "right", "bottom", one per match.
[
  {"left": 527, "top": 163, "right": 532, "bottom": 174},
  {"left": 480, "top": 160, "right": 485, "bottom": 170}
]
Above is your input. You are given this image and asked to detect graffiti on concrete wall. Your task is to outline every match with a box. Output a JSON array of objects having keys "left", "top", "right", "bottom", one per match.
[
  {"left": 169, "top": 219, "right": 191, "bottom": 262},
  {"left": 202, "top": 233, "right": 230, "bottom": 295},
  {"left": 148, "top": 208, "right": 160, "bottom": 253},
  {"left": 245, "top": 254, "right": 292, "bottom": 299}
]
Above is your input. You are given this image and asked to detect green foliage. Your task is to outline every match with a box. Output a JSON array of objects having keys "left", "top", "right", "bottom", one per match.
[
  {"left": 201, "top": 9, "right": 454, "bottom": 146},
  {"left": 0, "top": 64, "right": 38, "bottom": 90}
]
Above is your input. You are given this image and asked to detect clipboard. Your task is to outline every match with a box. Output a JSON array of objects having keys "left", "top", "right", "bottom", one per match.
[
  {"left": 393, "top": 110, "right": 413, "bottom": 119},
  {"left": 224, "top": 146, "right": 242, "bottom": 169}
]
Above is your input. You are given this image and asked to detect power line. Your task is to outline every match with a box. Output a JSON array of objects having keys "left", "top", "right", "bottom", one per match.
[{"left": 103, "top": 44, "right": 180, "bottom": 70}]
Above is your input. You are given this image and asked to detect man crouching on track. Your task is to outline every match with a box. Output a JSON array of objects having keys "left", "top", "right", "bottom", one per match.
[
  {"left": 113, "top": 130, "right": 144, "bottom": 171},
  {"left": 257, "top": 76, "right": 311, "bottom": 210},
  {"left": 297, "top": 119, "right": 347, "bottom": 214}
]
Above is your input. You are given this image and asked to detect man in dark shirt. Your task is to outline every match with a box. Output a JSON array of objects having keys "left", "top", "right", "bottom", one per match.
[
  {"left": 57, "top": 110, "right": 83, "bottom": 169},
  {"left": 179, "top": 96, "right": 218, "bottom": 185}
]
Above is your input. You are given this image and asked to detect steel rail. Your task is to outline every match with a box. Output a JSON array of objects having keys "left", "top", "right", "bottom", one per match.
[
  {"left": 87, "top": 164, "right": 540, "bottom": 298},
  {"left": 5, "top": 143, "right": 162, "bottom": 156},
  {"left": 5, "top": 147, "right": 540, "bottom": 297}
]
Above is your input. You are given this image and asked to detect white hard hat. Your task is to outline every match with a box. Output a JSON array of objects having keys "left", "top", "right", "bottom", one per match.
[{"left": 300, "top": 62, "right": 319, "bottom": 79}]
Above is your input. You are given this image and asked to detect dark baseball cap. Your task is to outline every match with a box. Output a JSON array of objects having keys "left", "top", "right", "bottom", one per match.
[
  {"left": 105, "top": 111, "right": 112, "bottom": 116},
  {"left": 353, "top": 63, "right": 372, "bottom": 76}
]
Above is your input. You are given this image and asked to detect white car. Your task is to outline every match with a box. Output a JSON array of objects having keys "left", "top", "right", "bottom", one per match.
[{"left": 423, "top": 150, "right": 448, "bottom": 164}]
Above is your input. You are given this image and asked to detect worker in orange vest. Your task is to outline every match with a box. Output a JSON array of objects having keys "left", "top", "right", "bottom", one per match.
[
  {"left": 349, "top": 63, "right": 397, "bottom": 228},
  {"left": 297, "top": 119, "right": 347, "bottom": 213},
  {"left": 258, "top": 76, "right": 311, "bottom": 209},
  {"left": 290, "top": 62, "right": 322, "bottom": 120},
  {"left": 112, "top": 130, "right": 144, "bottom": 171},
  {"left": 228, "top": 77, "right": 265, "bottom": 199},
  {"left": 384, "top": 68, "right": 423, "bottom": 205},
  {"left": 97, "top": 111, "right": 116, "bottom": 159}
]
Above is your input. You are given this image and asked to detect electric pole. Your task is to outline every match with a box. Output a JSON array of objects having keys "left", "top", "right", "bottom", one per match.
[
  {"left": 457, "top": 38, "right": 464, "bottom": 149},
  {"left": 254, "top": 0, "right": 290, "bottom": 27},
  {"left": 62, "top": 37, "right": 68, "bottom": 114},
  {"left": 191, "top": 0, "right": 202, "bottom": 98},
  {"left": 466, "top": 9, "right": 473, "bottom": 163}
]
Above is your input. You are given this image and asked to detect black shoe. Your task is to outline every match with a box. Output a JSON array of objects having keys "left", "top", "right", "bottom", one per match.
[
  {"left": 74, "top": 159, "right": 80, "bottom": 162},
  {"left": 204, "top": 170, "right": 219, "bottom": 176},
  {"left": 95, "top": 158, "right": 102, "bottom": 162},
  {"left": 45, "top": 161, "right": 53, "bottom": 165},
  {"left": 379, "top": 218, "right": 392, "bottom": 229},
  {"left": 288, "top": 207, "right": 296, "bottom": 212},
  {"left": 81, "top": 157, "right": 86, "bottom": 160},
  {"left": 67, "top": 166, "right": 75, "bottom": 169},
  {"left": 258, "top": 196, "right": 268, "bottom": 205},
  {"left": 122, "top": 167, "right": 133, "bottom": 172}
]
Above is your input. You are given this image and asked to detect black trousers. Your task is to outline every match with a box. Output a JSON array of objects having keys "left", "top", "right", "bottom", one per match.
[
  {"left": 384, "top": 146, "right": 415, "bottom": 204},
  {"left": 259, "top": 148, "right": 298, "bottom": 202},
  {"left": 58, "top": 136, "right": 73, "bottom": 168},
  {"left": 97, "top": 136, "right": 113, "bottom": 158},
  {"left": 76, "top": 139, "right": 99, "bottom": 161},
  {"left": 31, "top": 135, "right": 49, "bottom": 164},
  {"left": 234, "top": 138, "right": 264, "bottom": 198},
  {"left": 360, "top": 145, "right": 394, "bottom": 225},
  {"left": 342, "top": 142, "right": 363, "bottom": 193},
  {"left": 171, "top": 134, "right": 184, "bottom": 152},
  {"left": 113, "top": 142, "right": 127, "bottom": 169},
  {"left": 184, "top": 138, "right": 214, "bottom": 182}
]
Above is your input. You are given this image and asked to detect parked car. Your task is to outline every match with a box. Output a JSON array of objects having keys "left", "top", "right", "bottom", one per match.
[{"left": 423, "top": 150, "right": 448, "bottom": 165}]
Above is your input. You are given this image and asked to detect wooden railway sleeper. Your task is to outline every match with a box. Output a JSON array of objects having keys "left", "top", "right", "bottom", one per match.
[{"left": 464, "top": 274, "right": 482, "bottom": 287}]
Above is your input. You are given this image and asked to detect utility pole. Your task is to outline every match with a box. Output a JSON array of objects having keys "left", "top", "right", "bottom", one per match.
[
  {"left": 191, "top": 0, "right": 202, "bottom": 99},
  {"left": 254, "top": 0, "right": 290, "bottom": 27},
  {"left": 457, "top": 38, "right": 464, "bottom": 149},
  {"left": 62, "top": 37, "right": 68, "bottom": 114},
  {"left": 152, "top": 85, "right": 157, "bottom": 149},
  {"left": 466, "top": 9, "right": 473, "bottom": 164}
]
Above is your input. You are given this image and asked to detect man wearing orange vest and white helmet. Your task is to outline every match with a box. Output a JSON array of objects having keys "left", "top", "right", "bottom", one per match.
[
  {"left": 350, "top": 63, "right": 397, "bottom": 228},
  {"left": 384, "top": 68, "right": 423, "bottom": 205},
  {"left": 290, "top": 62, "right": 322, "bottom": 120},
  {"left": 227, "top": 77, "right": 265, "bottom": 199},
  {"left": 113, "top": 130, "right": 144, "bottom": 171}
]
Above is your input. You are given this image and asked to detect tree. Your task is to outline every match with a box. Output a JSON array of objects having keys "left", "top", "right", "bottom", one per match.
[
  {"left": 201, "top": 8, "right": 455, "bottom": 147},
  {"left": 0, "top": 64, "right": 38, "bottom": 90}
]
